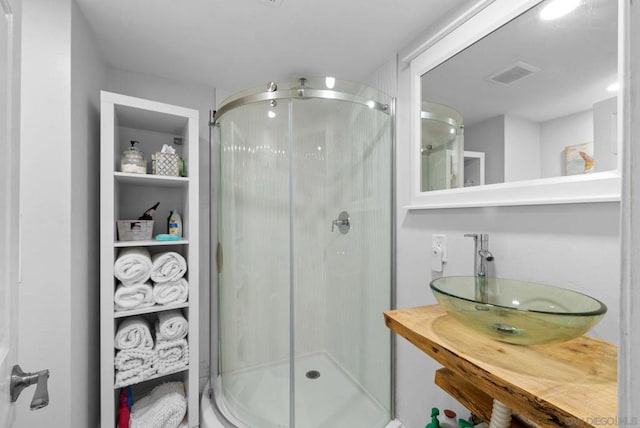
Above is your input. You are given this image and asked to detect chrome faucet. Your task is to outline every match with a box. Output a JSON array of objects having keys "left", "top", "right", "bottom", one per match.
[
  {"left": 465, "top": 233, "right": 494, "bottom": 303},
  {"left": 464, "top": 233, "right": 494, "bottom": 277}
]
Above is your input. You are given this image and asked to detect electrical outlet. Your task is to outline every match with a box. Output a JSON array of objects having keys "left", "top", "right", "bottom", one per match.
[{"left": 432, "top": 234, "right": 446, "bottom": 261}]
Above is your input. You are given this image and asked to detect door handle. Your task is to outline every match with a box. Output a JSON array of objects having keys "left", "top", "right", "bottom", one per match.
[{"left": 10, "top": 365, "right": 50, "bottom": 410}]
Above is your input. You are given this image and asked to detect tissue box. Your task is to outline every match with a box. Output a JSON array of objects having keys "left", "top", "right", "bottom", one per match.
[
  {"left": 152, "top": 152, "right": 180, "bottom": 176},
  {"left": 117, "top": 220, "right": 154, "bottom": 241}
]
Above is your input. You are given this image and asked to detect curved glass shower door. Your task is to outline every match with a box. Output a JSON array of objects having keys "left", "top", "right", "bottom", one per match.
[
  {"left": 215, "top": 78, "right": 392, "bottom": 428},
  {"left": 217, "top": 100, "right": 292, "bottom": 427},
  {"left": 420, "top": 102, "right": 464, "bottom": 191}
]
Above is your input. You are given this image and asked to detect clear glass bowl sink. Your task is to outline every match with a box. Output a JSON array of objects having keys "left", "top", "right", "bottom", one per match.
[{"left": 430, "top": 276, "right": 607, "bottom": 345}]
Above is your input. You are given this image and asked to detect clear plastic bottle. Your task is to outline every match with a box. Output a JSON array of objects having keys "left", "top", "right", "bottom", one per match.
[{"left": 168, "top": 209, "right": 182, "bottom": 238}]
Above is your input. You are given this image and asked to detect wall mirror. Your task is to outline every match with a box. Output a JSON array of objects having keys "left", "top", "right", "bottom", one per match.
[{"left": 409, "top": 0, "right": 624, "bottom": 209}]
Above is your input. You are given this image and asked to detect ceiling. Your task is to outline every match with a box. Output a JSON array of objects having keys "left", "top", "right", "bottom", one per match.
[
  {"left": 421, "top": 0, "right": 618, "bottom": 127},
  {"left": 75, "top": 0, "right": 473, "bottom": 94}
]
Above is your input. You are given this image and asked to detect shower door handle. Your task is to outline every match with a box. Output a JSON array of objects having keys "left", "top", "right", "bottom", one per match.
[
  {"left": 331, "top": 211, "right": 351, "bottom": 234},
  {"left": 216, "top": 242, "right": 223, "bottom": 273}
]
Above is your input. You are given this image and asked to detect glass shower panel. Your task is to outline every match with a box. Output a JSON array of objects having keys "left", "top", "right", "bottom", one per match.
[
  {"left": 291, "top": 97, "right": 392, "bottom": 428},
  {"left": 218, "top": 100, "right": 291, "bottom": 427}
]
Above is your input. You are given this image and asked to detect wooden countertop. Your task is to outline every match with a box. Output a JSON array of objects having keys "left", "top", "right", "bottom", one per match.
[{"left": 384, "top": 305, "right": 617, "bottom": 428}]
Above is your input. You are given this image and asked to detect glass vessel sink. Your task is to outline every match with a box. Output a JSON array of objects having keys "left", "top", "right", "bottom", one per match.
[{"left": 430, "top": 276, "right": 607, "bottom": 345}]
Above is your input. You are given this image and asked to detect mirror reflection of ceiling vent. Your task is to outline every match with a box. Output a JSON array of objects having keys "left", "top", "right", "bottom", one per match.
[{"left": 487, "top": 61, "right": 540, "bottom": 85}]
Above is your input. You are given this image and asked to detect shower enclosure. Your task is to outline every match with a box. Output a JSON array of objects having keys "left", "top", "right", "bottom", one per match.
[
  {"left": 420, "top": 101, "right": 464, "bottom": 191},
  {"left": 210, "top": 77, "right": 394, "bottom": 428}
]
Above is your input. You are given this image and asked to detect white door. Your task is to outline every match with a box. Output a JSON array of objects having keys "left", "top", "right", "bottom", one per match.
[{"left": 0, "top": 0, "right": 20, "bottom": 425}]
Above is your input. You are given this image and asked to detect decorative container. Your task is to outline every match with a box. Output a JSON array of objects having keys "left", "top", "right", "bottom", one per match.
[
  {"left": 152, "top": 152, "right": 181, "bottom": 176},
  {"left": 116, "top": 220, "right": 154, "bottom": 241}
]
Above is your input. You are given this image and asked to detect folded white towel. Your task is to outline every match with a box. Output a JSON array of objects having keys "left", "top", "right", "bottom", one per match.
[
  {"left": 150, "top": 252, "right": 187, "bottom": 283},
  {"left": 156, "top": 310, "right": 188, "bottom": 342},
  {"left": 115, "top": 317, "right": 154, "bottom": 350},
  {"left": 114, "top": 247, "right": 153, "bottom": 286},
  {"left": 152, "top": 278, "right": 189, "bottom": 306},
  {"left": 130, "top": 382, "right": 187, "bottom": 428},
  {"left": 114, "top": 348, "right": 158, "bottom": 388},
  {"left": 156, "top": 339, "right": 189, "bottom": 375},
  {"left": 114, "top": 282, "right": 154, "bottom": 312}
]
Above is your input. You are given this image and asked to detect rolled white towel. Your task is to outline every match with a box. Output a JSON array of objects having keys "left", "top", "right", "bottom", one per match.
[
  {"left": 114, "top": 282, "right": 154, "bottom": 312},
  {"left": 156, "top": 310, "right": 188, "bottom": 342},
  {"left": 152, "top": 278, "right": 189, "bottom": 306},
  {"left": 156, "top": 339, "right": 189, "bottom": 375},
  {"left": 114, "top": 247, "right": 152, "bottom": 286},
  {"left": 150, "top": 252, "right": 187, "bottom": 283},
  {"left": 114, "top": 348, "right": 158, "bottom": 387},
  {"left": 115, "top": 317, "right": 154, "bottom": 350},
  {"left": 130, "top": 382, "right": 187, "bottom": 428}
]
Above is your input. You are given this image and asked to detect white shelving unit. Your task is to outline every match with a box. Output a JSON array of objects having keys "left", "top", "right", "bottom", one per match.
[{"left": 100, "top": 91, "right": 199, "bottom": 427}]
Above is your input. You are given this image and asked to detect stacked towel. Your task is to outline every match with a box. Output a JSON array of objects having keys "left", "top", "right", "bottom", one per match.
[
  {"left": 150, "top": 252, "right": 187, "bottom": 283},
  {"left": 152, "top": 278, "right": 189, "bottom": 305},
  {"left": 114, "top": 317, "right": 156, "bottom": 386},
  {"left": 115, "top": 282, "right": 154, "bottom": 312},
  {"left": 114, "top": 248, "right": 153, "bottom": 286},
  {"left": 114, "top": 348, "right": 158, "bottom": 387},
  {"left": 156, "top": 310, "right": 188, "bottom": 342},
  {"left": 156, "top": 339, "right": 189, "bottom": 375},
  {"left": 115, "top": 317, "right": 154, "bottom": 351},
  {"left": 130, "top": 382, "right": 187, "bottom": 428}
]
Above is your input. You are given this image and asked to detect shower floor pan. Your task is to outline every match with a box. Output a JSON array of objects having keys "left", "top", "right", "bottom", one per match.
[{"left": 207, "top": 352, "right": 392, "bottom": 428}]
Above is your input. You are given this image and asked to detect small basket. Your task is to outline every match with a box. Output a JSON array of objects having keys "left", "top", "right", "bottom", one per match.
[
  {"left": 152, "top": 152, "right": 180, "bottom": 176},
  {"left": 117, "top": 220, "right": 154, "bottom": 241}
]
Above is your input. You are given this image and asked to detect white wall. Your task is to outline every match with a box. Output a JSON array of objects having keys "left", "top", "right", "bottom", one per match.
[
  {"left": 18, "top": 0, "right": 104, "bottom": 426},
  {"left": 20, "top": 4, "right": 218, "bottom": 426},
  {"left": 540, "top": 110, "right": 592, "bottom": 178},
  {"left": 104, "top": 67, "right": 217, "bottom": 390},
  {"left": 395, "top": 55, "right": 620, "bottom": 428},
  {"left": 504, "top": 115, "right": 540, "bottom": 182},
  {"left": 593, "top": 96, "right": 618, "bottom": 173},
  {"left": 70, "top": 2, "right": 105, "bottom": 427},
  {"left": 465, "top": 116, "right": 504, "bottom": 184},
  {"left": 19, "top": 0, "right": 72, "bottom": 425}
]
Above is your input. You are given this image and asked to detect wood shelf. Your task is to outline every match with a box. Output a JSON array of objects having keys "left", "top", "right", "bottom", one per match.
[
  {"left": 384, "top": 305, "right": 617, "bottom": 428},
  {"left": 435, "top": 368, "right": 534, "bottom": 428}
]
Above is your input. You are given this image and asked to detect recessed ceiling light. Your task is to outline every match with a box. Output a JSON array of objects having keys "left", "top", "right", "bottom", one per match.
[
  {"left": 540, "top": 0, "right": 580, "bottom": 21},
  {"left": 325, "top": 77, "right": 336, "bottom": 89},
  {"left": 606, "top": 82, "right": 619, "bottom": 92},
  {"left": 259, "top": 0, "right": 283, "bottom": 7}
]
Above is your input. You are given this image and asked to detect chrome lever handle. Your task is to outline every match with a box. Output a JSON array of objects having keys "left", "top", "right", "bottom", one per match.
[
  {"left": 331, "top": 219, "right": 347, "bottom": 231},
  {"left": 331, "top": 211, "right": 351, "bottom": 234},
  {"left": 31, "top": 370, "right": 49, "bottom": 410},
  {"left": 10, "top": 365, "right": 50, "bottom": 410}
]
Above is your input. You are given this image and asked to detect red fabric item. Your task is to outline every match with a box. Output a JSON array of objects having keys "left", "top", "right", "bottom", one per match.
[{"left": 118, "top": 388, "right": 130, "bottom": 428}]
